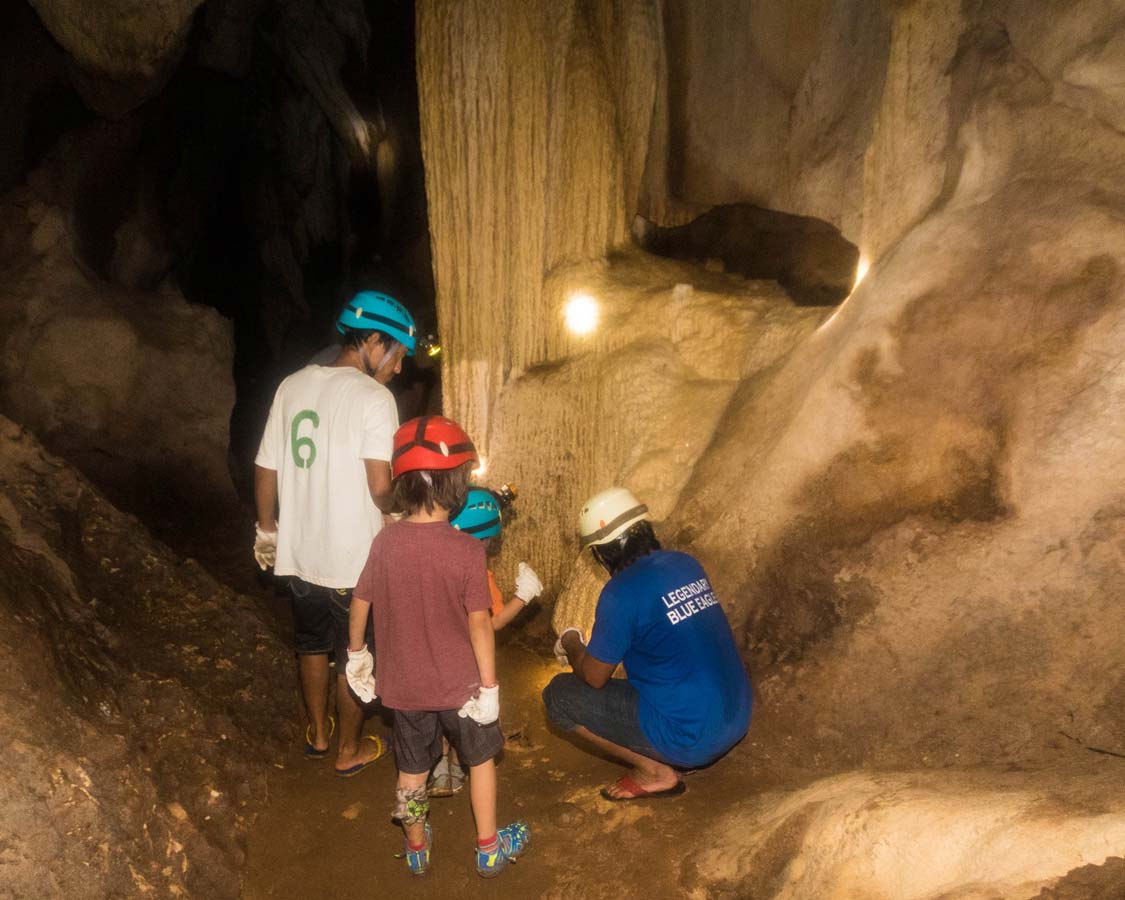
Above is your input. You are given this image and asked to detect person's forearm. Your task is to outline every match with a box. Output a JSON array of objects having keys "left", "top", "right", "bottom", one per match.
[
  {"left": 371, "top": 486, "right": 395, "bottom": 513},
  {"left": 254, "top": 466, "right": 279, "bottom": 529},
  {"left": 348, "top": 597, "right": 372, "bottom": 651},
  {"left": 491, "top": 599, "right": 525, "bottom": 631},
  {"left": 364, "top": 459, "right": 395, "bottom": 513},
  {"left": 468, "top": 611, "right": 497, "bottom": 685},
  {"left": 563, "top": 632, "right": 593, "bottom": 685}
]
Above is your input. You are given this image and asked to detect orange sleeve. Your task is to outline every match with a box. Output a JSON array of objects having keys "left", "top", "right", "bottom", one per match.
[{"left": 487, "top": 570, "right": 504, "bottom": 618}]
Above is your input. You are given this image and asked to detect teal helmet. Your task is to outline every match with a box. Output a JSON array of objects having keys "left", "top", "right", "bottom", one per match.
[
  {"left": 336, "top": 291, "right": 417, "bottom": 356},
  {"left": 451, "top": 488, "right": 502, "bottom": 539}
]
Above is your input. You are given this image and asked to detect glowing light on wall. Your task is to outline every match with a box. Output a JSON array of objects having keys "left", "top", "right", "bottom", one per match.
[
  {"left": 854, "top": 254, "right": 871, "bottom": 290},
  {"left": 473, "top": 456, "right": 488, "bottom": 478},
  {"left": 564, "top": 292, "right": 599, "bottom": 335},
  {"left": 818, "top": 251, "right": 871, "bottom": 334}
]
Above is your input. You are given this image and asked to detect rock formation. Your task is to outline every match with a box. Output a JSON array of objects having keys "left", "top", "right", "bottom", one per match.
[
  {"left": 417, "top": 0, "right": 1125, "bottom": 895},
  {"left": 0, "top": 417, "right": 293, "bottom": 898},
  {"left": 0, "top": 129, "right": 238, "bottom": 522}
]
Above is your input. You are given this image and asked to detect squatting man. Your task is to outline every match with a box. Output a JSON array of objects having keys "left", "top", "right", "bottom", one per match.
[{"left": 545, "top": 488, "right": 752, "bottom": 800}]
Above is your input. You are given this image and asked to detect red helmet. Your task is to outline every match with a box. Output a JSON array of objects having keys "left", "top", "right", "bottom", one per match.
[{"left": 392, "top": 416, "right": 478, "bottom": 478}]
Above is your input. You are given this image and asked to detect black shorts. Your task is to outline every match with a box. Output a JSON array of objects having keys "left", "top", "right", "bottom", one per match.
[
  {"left": 392, "top": 708, "right": 504, "bottom": 774},
  {"left": 288, "top": 577, "right": 373, "bottom": 667}
]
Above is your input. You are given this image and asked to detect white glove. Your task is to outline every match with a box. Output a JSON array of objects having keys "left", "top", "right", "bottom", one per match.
[
  {"left": 553, "top": 627, "right": 583, "bottom": 667},
  {"left": 457, "top": 684, "right": 500, "bottom": 725},
  {"left": 345, "top": 645, "right": 377, "bottom": 703},
  {"left": 514, "top": 562, "right": 543, "bottom": 604},
  {"left": 254, "top": 524, "right": 277, "bottom": 571}
]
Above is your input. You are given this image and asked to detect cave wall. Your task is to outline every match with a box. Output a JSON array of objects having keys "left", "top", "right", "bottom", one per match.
[
  {"left": 417, "top": 0, "right": 661, "bottom": 450},
  {"left": 418, "top": 0, "right": 1125, "bottom": 779},
  {"left": 0, "top": 417, "right": 294, "bottom": 898},
  {"left": 0, "top": 131, "right": 238, "bottom": 521}
]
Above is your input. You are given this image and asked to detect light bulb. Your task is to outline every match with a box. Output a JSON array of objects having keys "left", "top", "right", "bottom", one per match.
[{"left": 564, "top": 292, "right": 599, "bottom": 335}]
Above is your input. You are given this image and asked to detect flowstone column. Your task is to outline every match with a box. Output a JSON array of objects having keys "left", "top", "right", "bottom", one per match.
[{"left": 415, "top": 0, "right": 658, "bottom": 454}]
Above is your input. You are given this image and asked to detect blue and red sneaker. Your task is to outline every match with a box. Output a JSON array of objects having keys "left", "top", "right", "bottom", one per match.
[
  {"left": 403, "top": 823, "right": 432, "bottom": 877},
  {"left": 476, "top": 822, "right": 531, "bottom": 878}
]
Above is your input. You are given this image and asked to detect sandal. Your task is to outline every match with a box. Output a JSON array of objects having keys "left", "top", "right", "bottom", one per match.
[
  {"left": 600, "top": 774, "right": 686, "bottom": 802},
  {"left": 335, "top": 734, "right": 389, "bottom": 777},
  {"left": 304, "top": 715, "right": 336, "bottom": 759}
]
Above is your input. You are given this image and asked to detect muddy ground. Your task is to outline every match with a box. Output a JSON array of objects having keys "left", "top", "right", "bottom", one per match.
[
  {"left": 182, "top": 510, "right": 1125, "bottom": 900},
  {"left": 238, "top": 622, "right": 773, "bottom": 899}
]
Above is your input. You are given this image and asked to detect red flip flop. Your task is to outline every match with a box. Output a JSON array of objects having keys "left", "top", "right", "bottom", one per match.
[{"left": 600, "top": 774, "right": 687, "bottom": 802}]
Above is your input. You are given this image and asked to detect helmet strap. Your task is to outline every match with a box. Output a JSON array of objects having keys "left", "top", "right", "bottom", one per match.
[{"left": 374, "top": 340, "right": 405, "bottom": 374}]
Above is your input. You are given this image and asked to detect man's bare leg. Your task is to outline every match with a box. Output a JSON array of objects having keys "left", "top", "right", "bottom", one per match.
[
  {"left": 299, "top": 653, "right": 331, "bottom": 752},
  {"left": 334, "top": 674, "right": 383, "bottom": 771},
  {"left": 573, "top": 725, "right": 679, "bottom": 798}
]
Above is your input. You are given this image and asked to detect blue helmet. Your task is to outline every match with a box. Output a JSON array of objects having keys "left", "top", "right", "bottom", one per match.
[
  {"left": 451, "top": 488, "right": 502, "bottom": 540},
  {"left": 336, "top": 291, "right": 417, "bottom": 356}
]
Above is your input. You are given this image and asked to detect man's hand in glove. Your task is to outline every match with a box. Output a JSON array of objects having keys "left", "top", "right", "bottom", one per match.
[
  {"left": 553, "top": 627, "right": 584, "bottom": 667},
  {"left": 345, "top": 645, "right": 377, "bottom": 703},
  {"left": 254, "top": 524, "right": 277, "bottom": 571},
  {"left": 457, "top": 684, "right": 500, "bottom": 725},
  {"left": 514, "top": 562, "right": 544, "bottom": 604}
]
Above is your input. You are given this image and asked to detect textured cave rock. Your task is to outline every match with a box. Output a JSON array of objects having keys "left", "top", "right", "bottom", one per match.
[
  {"left": 419, "top": 1, "right": 1125, "bottom": 896},
  {"left": 482, "top": 250, "right": 823, "bottom": 601},
  {"left": 0, "top": 129, "right": 238, "bottom": 521},
  {"left": 28, "top": 0, "right": 204, "bottom": 116},
  {"left": 417, "top": 0, "right": 661, "bottom": 445},
  {"left": 28, "top": 0, "right": 204, "bottom": 82},
  {"left": 695, "top": 770, "right": 1125, "bottom": 899},
  {"left": 0, "top": 417, "right": 293, "bottom": 898}
]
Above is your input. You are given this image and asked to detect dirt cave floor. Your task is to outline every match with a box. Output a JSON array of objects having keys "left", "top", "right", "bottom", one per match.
[
  {"left": 172, "top": 516, "right": 1125, "bottom": 900},
  {"left": 239, "top": 635, "right": 765, "bottom": 900}
]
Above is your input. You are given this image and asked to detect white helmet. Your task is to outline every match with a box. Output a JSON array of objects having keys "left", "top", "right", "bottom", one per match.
[{"left": 579, "top": 487, "right": 650, "bottom": 547}]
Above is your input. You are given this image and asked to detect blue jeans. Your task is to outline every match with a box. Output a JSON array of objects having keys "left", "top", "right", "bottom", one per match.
[{"left": 542, "top": 673, "right": 675, "bottom": 765}]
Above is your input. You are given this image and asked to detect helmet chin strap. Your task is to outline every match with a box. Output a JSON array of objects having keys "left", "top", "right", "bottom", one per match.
[
  {"left": 360, "top": 339, "right": 402, "bottom": 378},
  {"left": 359, "top": 343, "right": 376, "bottom": 377}
]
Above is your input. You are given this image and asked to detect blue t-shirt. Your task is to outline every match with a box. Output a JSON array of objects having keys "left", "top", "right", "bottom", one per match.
[{"left": 586, "top": 550, "right": 752, "bottom": 767}]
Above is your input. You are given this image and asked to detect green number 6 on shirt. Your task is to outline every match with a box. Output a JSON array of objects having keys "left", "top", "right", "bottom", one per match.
[{"left": 291, "top": 409, "right": 320, "bottom": 468}]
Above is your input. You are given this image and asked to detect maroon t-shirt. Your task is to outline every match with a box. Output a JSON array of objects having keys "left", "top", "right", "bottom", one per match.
[{"left": 353, "top": 520, "right": 491, "bottom": 710}]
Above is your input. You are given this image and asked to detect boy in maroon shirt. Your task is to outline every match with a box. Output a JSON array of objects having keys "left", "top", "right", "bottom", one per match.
[{"left": 344, "top": 416, "right": 531, "bottom": 878}]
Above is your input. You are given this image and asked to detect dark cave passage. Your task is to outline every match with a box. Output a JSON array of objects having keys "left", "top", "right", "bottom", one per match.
[{"left": 637, "top": 203, "right": 860, "bottom": 307}]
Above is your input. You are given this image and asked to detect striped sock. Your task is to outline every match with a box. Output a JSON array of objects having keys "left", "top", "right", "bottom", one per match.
[{"left": 477, "top": 834, "right": 498, "bottom": 853}]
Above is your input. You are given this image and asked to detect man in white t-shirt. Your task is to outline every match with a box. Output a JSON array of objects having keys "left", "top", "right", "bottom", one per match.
[{"left": 253, "top": 290, "right": 416, "bottom": 775}]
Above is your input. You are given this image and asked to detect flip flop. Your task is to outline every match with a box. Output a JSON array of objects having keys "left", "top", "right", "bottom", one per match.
[
  {"left": 335, "top": 734, "right": 389, "bottom": 778},
  {"left": 600, "top": 774, "right": 687, "bottom": 802},
  {"left": 304, "top": 715, "right": 336, "bottom": 759}
]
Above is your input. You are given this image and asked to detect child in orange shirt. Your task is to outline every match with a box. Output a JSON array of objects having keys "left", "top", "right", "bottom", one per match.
[{"left": 428, "top": 487, "right": 543, "bottom": 797}]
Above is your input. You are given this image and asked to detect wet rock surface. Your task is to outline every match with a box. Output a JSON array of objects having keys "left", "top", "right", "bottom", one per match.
[{"left": 0, "top": 417, "right": 294, "bottom": 899}]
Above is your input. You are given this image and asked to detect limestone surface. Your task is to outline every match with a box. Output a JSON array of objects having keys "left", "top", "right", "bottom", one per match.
[
  {"left": 0, "top": 131, "right": 238, "bottom": 522},
  {"left": 419, "top": 1, "right": 1125, "bottom": 896},
  {"left": 0, "top": 417, "right": 293, "bottom": 899}
]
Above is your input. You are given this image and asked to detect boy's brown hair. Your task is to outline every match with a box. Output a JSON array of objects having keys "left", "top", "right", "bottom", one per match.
[{"left": 393, "top": 460, "right": 474, "bottom": 515}]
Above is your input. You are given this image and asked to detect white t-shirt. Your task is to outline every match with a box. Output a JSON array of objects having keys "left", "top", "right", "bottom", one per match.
[{"left": 256, "top": 365, "right": 398, "bottom": 588}]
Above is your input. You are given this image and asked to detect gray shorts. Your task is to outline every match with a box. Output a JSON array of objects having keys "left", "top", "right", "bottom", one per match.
[
  {"left": 392, "top": 708, "right": 504, "bottom": 774},
  {"left": 288, "top": 577, "right": 374, "bottom": 670}
]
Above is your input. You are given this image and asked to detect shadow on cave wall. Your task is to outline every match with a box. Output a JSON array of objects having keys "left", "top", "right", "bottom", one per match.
[
  {"left": 736, "top": 245, "right": 1120, "bottom": 670},
  {"left": 637, "top": 204, "right": 860, "bottom": 307}
]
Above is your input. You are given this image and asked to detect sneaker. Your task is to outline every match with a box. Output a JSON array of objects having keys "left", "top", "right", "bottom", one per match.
[
  {"left": 428, "top": 765, "right": 466, "bottom": 798},
  {"left": 404, "top": 823, "right": 432, "bottom": 877},
  {"left": 476, "top": 821, "right": 531, "bottom": 878}
]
